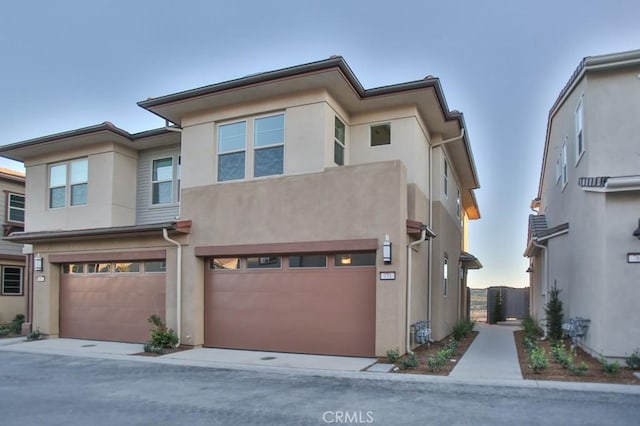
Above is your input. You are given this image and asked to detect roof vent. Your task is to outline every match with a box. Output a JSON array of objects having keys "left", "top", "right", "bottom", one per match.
[{"left": 424, "top": 75, "right": 435, "bottom": 80}]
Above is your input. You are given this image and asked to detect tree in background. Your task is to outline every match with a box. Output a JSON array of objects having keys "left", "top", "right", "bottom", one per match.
[
  {"left": 545, "top": 287, "right": 564, "bottom": 341},
  {"left": 492, "top": 290, "right": 506, "bottom": 324}
]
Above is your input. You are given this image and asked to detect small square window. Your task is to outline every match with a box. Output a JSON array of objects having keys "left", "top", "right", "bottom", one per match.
[
  {"left": 370, "top": 124, "right": 391, "bottom": 146},
  {"left": 247, "top": 256, "right": 281, "bottom": 269},
  {"left": 289, "top": 255, "right": 327, "bottom": 268},
  {"left": 335, "top": 252, "right": 376, "bottom": 266},
  {"left": 115, "top": 262, "right": 140, "bottom": 273},
  {"left": 62, "top": 264, "right": 85, "bottom": 274},
  {"left": 144, "top": 261, "right": 166, "bottom": 273},
  {"left": 88, "top": 263, "right": 111, "bottom": 274}
]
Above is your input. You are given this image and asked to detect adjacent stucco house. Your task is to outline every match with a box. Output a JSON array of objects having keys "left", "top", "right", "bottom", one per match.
[
  {"left": 525, "top": 49, "right": 640, "bottom": 362},
  {"left": 0, "top": 168, "right": 26, "bottom": 325},
  {"left": 1, "top": 57, "right": 481, "bottom": 357}
]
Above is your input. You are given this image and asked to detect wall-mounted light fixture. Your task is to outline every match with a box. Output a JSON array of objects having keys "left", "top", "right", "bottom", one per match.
[
  {"left": 526, "top": 266, "right": 533, "bottom": 273},
  {"left": 34, "top": 255, "right": 43, "bottom": 272},
  {"left": 383, "top": 235, "right": 392, "bottom": 264},
  {"left": 633, "top": 218, "right": 640, "bottom": 240}
]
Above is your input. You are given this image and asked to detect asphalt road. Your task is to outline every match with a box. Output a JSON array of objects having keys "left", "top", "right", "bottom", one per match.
[{"left": 1, "top": 351, "right": 639, "bottom": 426}]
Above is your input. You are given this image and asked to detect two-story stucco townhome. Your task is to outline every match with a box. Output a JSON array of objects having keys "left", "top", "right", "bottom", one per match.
[
  {"left": 525, "top": 49, "right": 640, "bottom": 362},
  {"left": 0, "top": 168, "right": 26, "bottom": 325},
  {"left": 0, "top": 57, "right": 481, "bottom": 357}
]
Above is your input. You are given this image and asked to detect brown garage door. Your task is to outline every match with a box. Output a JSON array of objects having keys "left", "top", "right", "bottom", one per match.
[
  {"left": 204, "top": 253, "right": 376, "bottom": 357},
  {"left": 59, "top": 262, "right": 166, "bottom": 343}
]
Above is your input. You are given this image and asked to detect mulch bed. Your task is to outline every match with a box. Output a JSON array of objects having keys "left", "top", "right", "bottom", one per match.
[
  {"left": 514, "top": 330, "right": 640, "bottom": 384},
  {"left": 379, "top": 331, "right": 479, "bottom": 375},
  {"left": 134, "top": 345, "right": 192, "bottom": 357}
]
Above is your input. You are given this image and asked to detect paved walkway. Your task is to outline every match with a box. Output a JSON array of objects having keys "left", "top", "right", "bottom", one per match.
[{"left": 449, "top": 322, "right": 523, "bottom": 380}]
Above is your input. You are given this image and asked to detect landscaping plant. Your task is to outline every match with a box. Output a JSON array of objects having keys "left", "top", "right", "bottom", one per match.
[
  {"left": 11, "top": 314, "right": 25, "bottom": 334},
  {"left": 545, "top": 287, "right": 564, "bottom": 342},
  {"left": 521, "top": 314, "right": 542, "bottom": 339},
  {"left": 601, "top": 357, "right": 620, "bottom": 376},
  {"left": 145, "top": 314, "right": 178, "bottom": 354},
  {"left": 528, "top": 347, "right": 549, "bottom": 373},
  {"left": 626, "top": 348, "right": 640, "bottom": 370},
  {"left": 451, "top": 318, "right": 475, "bottom": 341},
  {"left": 26, "top": 329, "right": 41, "bottom": 341},
  {"left": 400, "top": 352, "right": 418, "bottom": 369},
  {"left": 492, "top": 291, "right": 505, "bottom": 324},
  {"left": 386, "top": 347, "right": 400, "bottom": 364}
]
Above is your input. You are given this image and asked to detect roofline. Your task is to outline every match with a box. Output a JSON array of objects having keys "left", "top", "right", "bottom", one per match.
[
  {"left": 537, "top": 49, "right": 640, "bottom": 199},
  {"left": 3, "top": 221, "right": 191, "bottom": 243}
]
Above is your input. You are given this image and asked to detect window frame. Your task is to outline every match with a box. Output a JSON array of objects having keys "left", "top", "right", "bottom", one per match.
[
  {"left": 48, "top": 158, "right": 88, "bottom": 209},
  {"left": 561, "top": 139, "right": 568, "bottom": 190},
  {"left": 6, "top": 192, "right": 25, "bottom": 225},
  {"left": 443, "top": 159, "right": 449, "bottom": 198},
  {"left": 575, "top": 96, "right": 585, "bottom": 165},
  {"left": 443, "top": 255, "right": 449, "bottom": 297},
  {"left": 151, "top": 155, "right": 181, "bottom": 206},
  {"left": 1, "top": 266, "right": 23, "bottom": 296},
  {"left": 334, "top": 116, "right": 346, "bottom": 166},
  {"left": 253, "top": 114, "right": 285, "bottom": 178},
  {"left": 370, "top": 123, "right": 391, "bottom": 147}
]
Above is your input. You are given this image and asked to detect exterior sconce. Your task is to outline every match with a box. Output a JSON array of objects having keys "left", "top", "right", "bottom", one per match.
[
  {"left": 34, "top": 255, "right": 43, "bottom": 272},
  {"left": 633, "top": 219, "right": 640, "bottom": 240},
  {"left": 526, "top": 266, "right": 533, "bottom": 273},
  {"left": 383, "top": 235, "right": 392, "bottom": 264}
]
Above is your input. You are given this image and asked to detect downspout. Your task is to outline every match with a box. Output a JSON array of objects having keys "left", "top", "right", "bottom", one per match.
[
  {"left": 407, "top": 228, "right": 427, "bottom": 354},
  {"left": 532, "top": 238, "right": 548, "bottom": 336},
  {"left": 162, "top": 228, "right": 182, "bottom": 347},
  {"left": 428, "top": 128, "right": 465, "bottom": 325}
]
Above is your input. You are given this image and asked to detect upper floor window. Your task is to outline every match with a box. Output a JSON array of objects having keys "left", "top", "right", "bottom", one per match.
[
  {"left": 443, "top": 255, "right": 449, "bottom": 297},
  {"left": 456, "top": 188, "right": 461, "bottom": 220},
  {"left": 334, "top": 117, "right": 345, "bottom": 166},
  {"left": 370, "top": 124, "right": 391, "bottom": 146},
  {"left": 561, "top": 139, "right": 568, "bottom": 189},
  {"left": 49, "top": 158, "right": 88, "bottom": 208},
  {"left": 443, "top": 159, "right": 449, "bottom": 198},
  {"left": 218, "top": 114, "right": 284, "bottom": 182},
  {"left": 152, "top": 156, "right": 181, "bottom": 205},
  {"left": 6, "top": 192, "right": 25, "bottom": 224},
  {"left": 575, "top": 97, "right": 584, "bottom": 163}
]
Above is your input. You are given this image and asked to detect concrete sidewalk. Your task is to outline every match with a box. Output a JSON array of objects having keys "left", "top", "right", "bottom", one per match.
[{"left": 449, "top": 322, "right": 523, "bottom": 381}]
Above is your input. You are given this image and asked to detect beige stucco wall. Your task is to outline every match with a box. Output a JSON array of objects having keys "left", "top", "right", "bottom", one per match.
[
  {"left": 29, "top": 235, "right": 181, "bottom": 338},
  {"left": 179, "top": 160, "right": 409, "bottom": 356},
  {"left": 24, "top": 143, "right": 138, "bottom": 232}
]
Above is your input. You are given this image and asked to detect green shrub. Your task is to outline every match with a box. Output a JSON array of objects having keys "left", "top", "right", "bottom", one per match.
[
  {"left": 26, "top": 329, "right": 41, "bottom": 341},
  {"left": 400, "top": 352, "right": 418, "bottom": 369},
  {"left": 551, "top": 342, "right": 573, "bottom": 369},
  {"left": 427, "top": 354, "right": 447, "bottom": 372},
  {"left": 569, "top": 361, "right": 588, "bottom": 376},
  {"left": 143, "top": 343, "right": 165, "bottom": 355},
  {"left": 529, "top": 347, "right": 549, "bottom": 373},
  {"left": 626, "top": 348, "right": 640, "bottom": 370},
  {"left": 601, "top": 357, "right": 620, "bottom": 375},
  {"left": 545, "top": 287, "right": 564, "bottom": 342},
  {"left": 0, "top": 327, "right": 10, "bottom": 337},
  {"left": 11, "top": 314, "right": 25, "bottom": 334},
  {"left": 522, "top": 315, "right": 542, "bottom": 339},
  {"left": 147, "top": 315, "right": 178, "bottom": 350},
  {"left": 492, "top": 291, "right": 506, "bottom": 324},
  {"left": 386, "top": 347, "right": 400, "bottom": 364},
  {"left": 451, "top": 319, "right": 475, "bottom": 341},
  {"left": 444, "top": 338, "right": 458, "bottom": 356},
  {"left": 522, "top": 336, "right": 537, "bottom": 353}
]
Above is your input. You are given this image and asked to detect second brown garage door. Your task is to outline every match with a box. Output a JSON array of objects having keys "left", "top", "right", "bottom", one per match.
[{"left": 204, "top": 253, "right": 376, "bottom": 357}]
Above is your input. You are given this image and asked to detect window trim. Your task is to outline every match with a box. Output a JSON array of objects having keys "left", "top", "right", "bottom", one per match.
[
  {"left": 253, "top": 114, "right": 285, "bottom": 178},
  {"left": 443, "top": 255, "right": 449, "bottom": 297},
  {"left": 575, "top": 95, "right": 585, "bottom": 165},
  {"left": 1, "top": 266, "right": 24, "bottom": 296},
  {"left": 370, "top": 123, "right": 391, "bottom": 147},
  {"left": 561, "top": 139, "right": 568, "bottom": 190},
  {"left": 334, "top": 116, "right": 346, "bottom": 166},
  {"left": 150, "top": 155, "right": 181, "bottom": 207},
  {"left": 5, "top": 192, "right": 25, "bottom": 225},
  {"left": 48, "top": 158, "right": 88, "bottom": 209},
  {"left": 443, "top": 159, "right": 449, "bottom": 199}
]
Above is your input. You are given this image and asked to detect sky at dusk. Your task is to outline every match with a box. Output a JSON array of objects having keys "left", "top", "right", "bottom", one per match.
[{"left": 1, "top": 0, "right": 639, "bottom": 288}]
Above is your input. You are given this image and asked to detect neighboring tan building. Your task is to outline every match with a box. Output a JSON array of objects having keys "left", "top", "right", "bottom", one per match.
[
  {"left": 0, "top": 57, "right": 481, "bottom": 357},
  {"left": 0, "top": 168, "right": 26, "bottom": 324},
  {"left": 525, "top": 49, "right": 640, "bottom": 362}
]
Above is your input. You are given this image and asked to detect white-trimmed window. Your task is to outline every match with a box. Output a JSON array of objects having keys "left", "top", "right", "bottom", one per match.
[
  {"left": 49, "top": 158, "right": 88, "bottom": 208},
  {"left": 575, "top": 97, "right": 584, "bottom": 163},
  {"left": 1, "top": 266, "right": 23, "bottom": 295},
  {"left": 555, "top": 154, "right": 562, "bottom": 184},
  {"left": 561, "top": 139, "right": 568, "bottom": 189},
  {"left": 218, "top": 113, "right": 285, "bottom": 182},
  {"left": 443, "top": 255, "right": 449, "bottom": 297},
  {"left": 456, "top": 188, "right": 461, "bottom": 220},
  {"left": 443, "top": 159, "right": 449, "bottom": 198},
  {"left": 334, "top": 117, "right": 345, "bottom": 166},
  {"left": 152, "top": 156, "right": 180, "bottom": 205},
  {"left": 6, "top": 192, "right": 25, "bottom": 224}
]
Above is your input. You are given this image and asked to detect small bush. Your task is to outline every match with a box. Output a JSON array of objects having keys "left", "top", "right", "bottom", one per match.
[
  {"left": 427, "top": 354, "right": 447, "bottom": 372},
  {"left": 11, "top": 314, "right": 25, "bottom": 334},
  {"left": 545, "top": 287, "right": 564, "bottom": 342},
  {"left": 569, "top": 361, "right": 588, "bottom": 376},
  {"left": 551, "top": 342, "right": 573, "bottom": 369},
  {"left": 444, "top": 338, "right": 458, "bottom": 356},
  {"left": 626, "top": 348, "right": 640, "bottom": 370},
  {"left": 522, "top": 336, "right": 537, "bottom": 353},
  {"left": 451, "top": 319, "right": 475, "bottom": 341},
  {"left": 400, "top": 352, "right": 418, "bottom": 369},
  {"left": 143, "top": 343, "right": 165, "bottom": 355},
  {"left": 492, "top": 291, "right": 506, "bottom": 324},
  {"left": 522, "top": 315, "right": 542, "bottom": 339},
  {"left": 146, "top": 315, "right": 178, "bottom": 350},
  {"left": 529, "top": 347, "right": 549, "bottom": 373},
  {"left": 26, "top": 329, "right": 41, "bottom": 341},
  {"left": 601, "top": 357, "right": 620, "bottom": 376},
  {"left": 0, "top": 327, "right": 10, "bottom": 337},
  {"left": 386, "top": 347, "right": 400, "bottom": 364}
]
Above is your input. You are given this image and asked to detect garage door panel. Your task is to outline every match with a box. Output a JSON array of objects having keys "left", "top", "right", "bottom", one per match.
[
  {"left": 205, "top": 264, "right": 375, "bottom": 357},
  {"left": 60, "top": 272, "right": 165, "bottom": 343}
]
